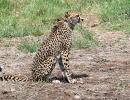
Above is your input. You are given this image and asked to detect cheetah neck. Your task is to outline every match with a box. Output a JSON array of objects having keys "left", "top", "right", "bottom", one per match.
[{"left": 64, "top": 20, "right": 75, "bottom": 30}]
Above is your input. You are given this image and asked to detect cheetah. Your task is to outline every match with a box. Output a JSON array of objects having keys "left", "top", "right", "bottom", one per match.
[
  {"left": 32, "top": 11, "right": 83, "bottom": 83},
  {"left": 0, "top": 11, "right": 83, "bottom": 83}
]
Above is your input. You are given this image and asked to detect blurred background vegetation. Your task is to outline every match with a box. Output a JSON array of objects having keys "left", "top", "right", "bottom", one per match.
[{"left": 0, "top": 0, "right": 130, "bottom": 51}]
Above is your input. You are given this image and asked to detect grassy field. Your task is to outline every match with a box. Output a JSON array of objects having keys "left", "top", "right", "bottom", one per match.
[{"left": 0, "top": 0, "right": 130, "bottom": 51}]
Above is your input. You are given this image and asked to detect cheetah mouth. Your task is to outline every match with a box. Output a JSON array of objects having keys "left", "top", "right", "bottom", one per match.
[{"left": 78, "top": 17, "right": 84, "bottom": 23}]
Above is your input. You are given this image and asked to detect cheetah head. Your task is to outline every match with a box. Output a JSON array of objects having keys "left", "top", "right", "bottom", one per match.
[{"left": 64, "top": 11, "right": 83, "bottom": 29}]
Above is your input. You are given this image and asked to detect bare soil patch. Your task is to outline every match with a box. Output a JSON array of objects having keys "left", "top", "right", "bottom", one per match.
[{"left": 0, "top": 34, "right": 130, "bottom": 100}]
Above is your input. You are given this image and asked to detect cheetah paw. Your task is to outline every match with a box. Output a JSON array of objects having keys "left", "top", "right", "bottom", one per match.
[{"left": 68, "top": 79, "right": 77, "bottom": 84}]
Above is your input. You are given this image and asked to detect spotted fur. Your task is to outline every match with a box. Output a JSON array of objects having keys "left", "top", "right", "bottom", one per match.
[
  {"left": 0, "top": 74, "right": 29, "bottom": 82},
  {"left": 32, "top": 11, "right": 83, "bottom": 83}
]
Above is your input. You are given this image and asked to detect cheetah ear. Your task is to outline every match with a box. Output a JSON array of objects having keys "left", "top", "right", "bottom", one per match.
[
  {"left": 64, "top": 11, "right": 70, "bottom": 18},
  {"left": 55, "top": 17, "right": 63, "bottom": 22},
  {"left": 56, "top": 18, "right": 61, "bottom": 22},
  {"left": 56, "top": 19, "right": 60, "bottom": 22}
]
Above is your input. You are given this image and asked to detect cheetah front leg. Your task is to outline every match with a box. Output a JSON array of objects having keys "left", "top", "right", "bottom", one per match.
[{"left": 58, "top": 50, "right": 75, "bottom": 83}]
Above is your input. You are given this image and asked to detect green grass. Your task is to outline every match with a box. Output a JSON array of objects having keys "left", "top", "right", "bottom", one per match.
[
  {"left": 82, "top": 0, "right": 130, "bottom": 32},
  {"left": 18, "top": 40, "right": 40, "bottom": 53},
  {"left": 116, "top": 81, "right": 128, "bottom": 91},
  {"left": 0, "top": 0, "right": 90, "bottom": 37},
  {"left": 100, "top": 0, "right": 130, "bottom": 22},
  {"left": 0, "top": 0, "right": 130, "bottom": 49},
  {"left": 1, "top": 0, "right": 130, "bottom": 37},
  {"left": 99, "top": 0, "right": 130, "bottom": 32},
  {"left": 72, "top": 25, "right": 98, "bottom": 49}
]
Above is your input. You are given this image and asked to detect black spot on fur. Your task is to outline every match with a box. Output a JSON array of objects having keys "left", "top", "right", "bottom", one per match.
[{"left": 0, "top": 67, "right": 2, "bottom": 72}]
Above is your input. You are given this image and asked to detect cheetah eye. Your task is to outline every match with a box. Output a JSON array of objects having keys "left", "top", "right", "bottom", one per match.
[
  {"left": 70, "top": 17, "right": 73, "bottom": 19},
  {"left": 76, "top": 15, "right": 79, "bottom": 17}
]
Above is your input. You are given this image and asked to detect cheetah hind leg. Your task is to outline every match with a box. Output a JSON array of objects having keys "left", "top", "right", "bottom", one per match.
[{"left": 33, "top": 56, "right": 57, "bottom": 82}]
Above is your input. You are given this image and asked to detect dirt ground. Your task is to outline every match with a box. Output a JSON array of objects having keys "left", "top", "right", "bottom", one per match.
[{"left": 0, "top": 16, "right": 130, "bottom": 100}]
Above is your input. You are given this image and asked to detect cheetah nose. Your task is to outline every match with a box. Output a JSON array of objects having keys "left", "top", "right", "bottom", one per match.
[
  {"left": 81, "top": 18, "right": 84, "bottom": 21},
  {"left": 0, "top": 67, "right": 2, "bottom": 72}
]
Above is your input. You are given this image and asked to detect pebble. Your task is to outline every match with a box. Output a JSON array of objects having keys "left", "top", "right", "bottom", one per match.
[
  {"left": 52, "top": 80, "right": 61, "bottom": 84},
  {"left": 71, "top": 79, "right": 77, "bottom": 84},
  {"left": 74, "top": 95, "right": 81, "bottom": 99},
  {"left": 11, "top": 87, "right": 16, "bottom": 92},
  {"left": 0, "top": 64, "right": 4, "bottom": 69},
  {"left": 87, "top": 56, "right": 93, "bottom": 60},
  {"left": 79, "top": 78, "right": 84, "bottom": 84}
]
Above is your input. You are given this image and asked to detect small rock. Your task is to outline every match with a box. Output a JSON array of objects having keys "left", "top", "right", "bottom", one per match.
[
  {"left": 79, "top": 78, "right": 84, "bottom": 84},
  {"left": 0, "top": 64, "right": 4, "bottom": 69},
  {"left": 11, "top": 87, "right": 16, "bottom": 92},
  {"left": 71, "top": 79, "right": 77, "bottom": 84},
  {"left": 74, "top": 95, "right": 80, "bottom": 99},
  {"left": 87, "top": 56, "right": 93, "bottom": 60},
  {"left": 52, "top": 80, "right": 61, "bottom": 84}
]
